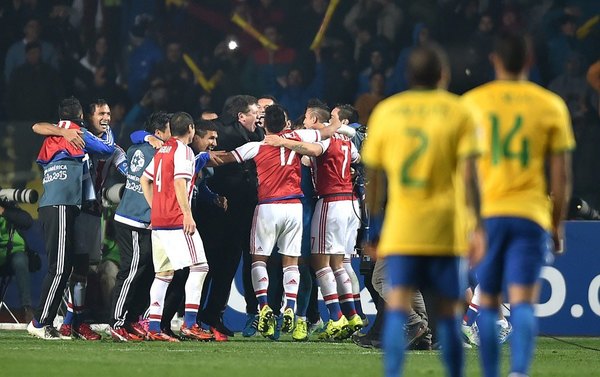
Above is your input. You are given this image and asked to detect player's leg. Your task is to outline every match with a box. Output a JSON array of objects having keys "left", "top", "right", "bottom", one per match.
[
  {"left": 29, "top": 205, "right": 75, "bottom": 339},
  {"left": 250, "top": 204, "right": 278, "bottom": 337},
  {"left": 476, "top": 218, "right": 508, "bottom": 377},
  {"left": 343, "top": 256, "right": 366, "bottom": 323},
  {"left": 146, "top": 230, "right": 177, "bottom": 342},
  {"left": 276, "top": 202, "right": 303, "bottom": 333},
  {"left": 431, "top": 256, "right": 468, "bottom": 377},
  {"left": 64, "top": 212, "right": 101, "bottom": 340},
  {"left": 505, "top": 218, "right": 548, "bottom": 377},
  {"left": 382, "top": 255, "right": 415, "bottom": 377}
]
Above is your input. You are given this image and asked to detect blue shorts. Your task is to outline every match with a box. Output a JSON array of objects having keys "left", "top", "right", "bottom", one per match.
[
  {"left": 384, "top": 255, "right": 467, "bottom": 301},
  {"left": 477, "top": 217, "right": 550, "bottom": 295}
]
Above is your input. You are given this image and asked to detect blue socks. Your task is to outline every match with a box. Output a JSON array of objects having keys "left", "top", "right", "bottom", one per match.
[
  {"left": 478, "top": 307, "right": 500, "bottom": 377},
  {"left": 438, "top": 316, "right": 464, "bottom": 377},
  {"left": 510, "top": 303, "right": 536, "bottom": 375},
  {"left": 382, "top": 309, "right": 407, "bottom": 377}
]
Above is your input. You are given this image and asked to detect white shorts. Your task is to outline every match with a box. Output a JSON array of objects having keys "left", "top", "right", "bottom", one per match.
[
  {"left": 311, "top": 198, "right": 360, "bottom": 255},
  {"left": 151, "top": 229, "right": 207, "bottom": 272},
  {"left": 251, "top": 202, "right": 303, "bottom": 257}
]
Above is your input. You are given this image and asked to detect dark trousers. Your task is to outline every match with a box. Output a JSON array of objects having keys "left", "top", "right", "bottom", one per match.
[
  {"left": 197, "top": 199, "right": 255, "bottom": 324},
  {"left": 35, "top": 205, "right": 78, "bottom": 326},
  {"left": 110, "top": 223, "right": 154, "bottom": 328}
]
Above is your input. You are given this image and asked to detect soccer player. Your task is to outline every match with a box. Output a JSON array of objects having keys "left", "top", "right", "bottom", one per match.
[
  {"left": 462, "top": 32, "right": 574, "bottom": 377},
  {"left": 27, "top": 97, "right": 116, "bottom": 340},
  {"left": 361, "top": 44, "right": 483, "bottom": 377},
  {"left": 220, "top": 104, "right": 342, "bottom": 339},
  {"left": 58, "top": 99, "right": 126, "bottom": 340},
  {"left": 109, "top": 112, "right": 171, "bottom": 342},
  {"left": 264, "top": 103, "right": 364, "bottom": 341},
  {"left": 140, "top": 112, "right": 212, "bottom": 342}
]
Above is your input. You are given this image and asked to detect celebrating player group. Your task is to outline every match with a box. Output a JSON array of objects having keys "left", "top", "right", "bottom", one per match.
[{"left": 25, "top": 31, "right": 574, "bottom": 377}]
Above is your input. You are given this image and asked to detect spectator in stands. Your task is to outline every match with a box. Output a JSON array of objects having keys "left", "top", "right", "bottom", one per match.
[
  {"left": 356, "top": 48, "right": 393, "bottom": 98},
  {"left": 126, "top": 20, "right": 163, "bottom": 102},
  {"left": 242, "top": 24, "right": 296, "bottom": 97},
  {"left": 149, "top": 39, "right": 193, "bottom": 112},
  {"left": 6, "top": 41, "right": 63, "bottom": 121},
  {"left": 269, "top": 49, "right": 325, "bottom": 120},
  {"left": 355, "top": 71, "right": 385, "bottom": 125},
  {"left": 4, "top": 18, "right": 58, "bottom": 81}
]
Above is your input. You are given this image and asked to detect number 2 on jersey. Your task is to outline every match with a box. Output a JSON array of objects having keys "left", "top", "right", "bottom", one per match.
[
  {"left": 490, "top": 113, "right": 529, "bottom": 167},
  {"left": 400, "top": 128, "right": 428, "bottom": 188}
]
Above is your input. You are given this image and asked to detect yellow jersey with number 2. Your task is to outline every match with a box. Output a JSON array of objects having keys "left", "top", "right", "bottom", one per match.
[
  {"left": 462, "top": 81, "right": 575, "bottom": 230},
  {"left": 362, "top": 89, "right": 480, "bottom": 257}
]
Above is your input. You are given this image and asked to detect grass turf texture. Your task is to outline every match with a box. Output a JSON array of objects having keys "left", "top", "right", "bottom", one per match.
[{"left": 0, "top": 331, "right": 599, "bottom": 377}]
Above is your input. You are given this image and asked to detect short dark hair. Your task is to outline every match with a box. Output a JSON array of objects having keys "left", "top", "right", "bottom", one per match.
[
  {"left": 144, "top": 111, "right": 170, "bottom": 133},
  {"left": 494, "top": 32, "right": 528, "bottom": 74},
  {"left": 335, "top": 104, "right": 358, "bottom": 124},
  {"left": 407, "top": 43, "right": 448, "bottom": 88},
  {"left": 306, "top": 99, "right": 330, "bottom": 123},
  {"left": 259, "top": 94, "right": 277, "bottom": 103},
  {"left": 169, "top": 111, "right": 194, "bottom": 137},
  {"left": 264, "top": 104, "right": 287, "bottom": 134},
  {"left": 195, "top": 119, "right": 217, "bottom": 138},
  {"left": 58, "top": 96, "right": 83, "bottom": 121},
  {"left": 222, "top": 94, "right": 257, "bottom": 120},
  {"left": 87, "top": 98, "right": 109, "bottom": 116}
]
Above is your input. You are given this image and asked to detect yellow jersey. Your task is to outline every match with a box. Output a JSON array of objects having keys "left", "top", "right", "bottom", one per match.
[
  {"left": 362, "top": 89, "right": 480, "bottom": 257},
  {"left": 462, "top": 81, "right": 575, "bottom": 230}
]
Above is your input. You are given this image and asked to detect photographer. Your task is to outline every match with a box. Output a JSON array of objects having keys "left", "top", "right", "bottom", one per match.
[{"left": 0, "top": 200, "right": 34, "bottom": 323}]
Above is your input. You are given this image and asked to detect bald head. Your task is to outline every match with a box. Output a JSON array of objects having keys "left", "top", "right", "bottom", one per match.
[{"left": 407, "top": 44, "right": 449, "bottom": 89}]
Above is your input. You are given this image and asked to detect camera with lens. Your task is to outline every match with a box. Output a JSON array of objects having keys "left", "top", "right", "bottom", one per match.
[
  {"left": 568, "top": 197, "right": 600, "bottom": 220},
  {"left": 102, "top": 183, "right": 125, "bottom": 205},
  {"left": 0, "top": 188, "right": 39, "bottom": 207}
]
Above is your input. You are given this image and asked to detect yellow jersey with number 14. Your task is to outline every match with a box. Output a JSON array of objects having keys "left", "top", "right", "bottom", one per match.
[
  {"left": 362, "top": 89, "right": 480, "bottom": 257},
  {"left": 462, "top": 80, "right": 575, "bottom": 230}
]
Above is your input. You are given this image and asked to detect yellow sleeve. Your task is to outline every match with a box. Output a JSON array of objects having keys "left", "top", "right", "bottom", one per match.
[
  {"left": 456, "top": 105, "right": 481, "bottom": 159},
  {"left": 362, "top": 103, "right": 386, "bottom": 168},
  {"left": 547, "top": 95, "right": 575, "bottom": 153}
]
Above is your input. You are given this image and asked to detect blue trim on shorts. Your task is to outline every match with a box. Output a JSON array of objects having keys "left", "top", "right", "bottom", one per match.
[
  {"left": 384, "top": 254, "right": 467, "bottom": 300},
  {"left": 476, "top": 217, "right": 550, "bottom": 295}
]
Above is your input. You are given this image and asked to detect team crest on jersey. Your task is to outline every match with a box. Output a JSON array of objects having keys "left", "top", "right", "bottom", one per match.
[{"left": 130, "top": 149, "right": 145, "bottom": 172}]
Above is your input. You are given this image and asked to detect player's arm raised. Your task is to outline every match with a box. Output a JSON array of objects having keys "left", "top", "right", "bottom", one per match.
[{"left": 32, "top": 121, "right": 84, "bottom": 149}]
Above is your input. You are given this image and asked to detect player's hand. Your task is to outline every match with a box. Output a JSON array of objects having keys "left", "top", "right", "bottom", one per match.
[
  {"left": 552, "top": 226, "right": 564, "bottom": 255},
  {"left": 183, "top": 213, "right": 196, "bottom": 235},
  {"left": 62, "top": 128, "right": 85, "bottom": 149},
  {"left": 362, "top": 241, "right": 378, "bottom": 261},
  {"left": 147, "top": 136, "right": 164, "bottom": 149},
  {"left": 263, "top": 135, "right": 284, "bottom": 147},
  {"left": 214, "top": 195, "right": 228, "bottom": 211},
  {"left": 468, "top": 225, "right": 486, "bottom": 267},
  {"left": 209, "top": 151, "right": 225, "bottom": 165}
]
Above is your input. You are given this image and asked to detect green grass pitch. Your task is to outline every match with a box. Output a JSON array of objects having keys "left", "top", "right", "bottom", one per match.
[{"left": 1, "top": 331, "right": 599, "bottom": 376}]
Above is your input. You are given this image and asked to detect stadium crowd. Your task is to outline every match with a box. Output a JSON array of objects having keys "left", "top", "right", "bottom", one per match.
[{"left": 0, "top": 1, "right": 598, "bottom": 376}]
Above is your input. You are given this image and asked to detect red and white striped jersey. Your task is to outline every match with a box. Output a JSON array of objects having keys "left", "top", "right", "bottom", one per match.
[
  {"left": 233, "top": 129, "right": 321, "bottom": 203},
  {"left": 143, "top": 138, "right": 195, "bottom": 229},
  {"left": 311, "top": 133, "right": 360, "bottom": 197}
]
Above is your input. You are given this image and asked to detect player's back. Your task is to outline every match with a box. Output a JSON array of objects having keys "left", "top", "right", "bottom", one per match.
[
  {"left": 150, "top": 138, "right": 194, "bottom": 229},
  {"left": 462, "top": 80, "right": 575, "bottom": 229},
  {"left": 234, "top": 132, "right": 305, "bottom": 203},
  {"left": 364, "top": 89, "right": 479, "bottom": 256},
  {"left": 312, "top": 133, "right": 355, "bottom": 197}
]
